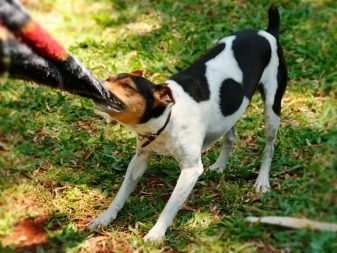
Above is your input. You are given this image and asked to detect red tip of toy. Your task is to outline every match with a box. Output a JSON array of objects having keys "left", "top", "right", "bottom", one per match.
[{"left": 17, "top": 20, "right": 68, "bottom": 61}]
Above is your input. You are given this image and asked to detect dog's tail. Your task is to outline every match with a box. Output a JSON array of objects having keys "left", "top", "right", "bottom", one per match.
[{"left": 267, "top": 4, "right": 280, "bottom": 39}]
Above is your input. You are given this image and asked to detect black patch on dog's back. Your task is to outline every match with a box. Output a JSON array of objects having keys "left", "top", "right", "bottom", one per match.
[
  {"left": 220, "top": 79, "right": 244, "bottom": 116},
  {"left": 232, "top": 30, "right": 271, "bottom": 99},
  {"left": 171, "top": 43, "right": 226, "bottom": 102}
]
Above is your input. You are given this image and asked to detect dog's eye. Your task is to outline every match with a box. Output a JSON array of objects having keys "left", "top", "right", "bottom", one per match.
[{"left": 122, "top": 83, "right": 134, "bottom": 90}]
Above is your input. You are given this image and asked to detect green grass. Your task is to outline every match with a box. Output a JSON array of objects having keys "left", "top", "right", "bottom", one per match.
[{"left": 1, "top": 0, "right": 336, "bottom": 252}]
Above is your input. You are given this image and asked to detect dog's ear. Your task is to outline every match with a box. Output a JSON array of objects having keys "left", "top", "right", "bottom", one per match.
[
  {"left": 106, "top": 75, "right": 117, "bottom": 82},
  {"left": 131, "top": 69, "right": 145, "bottom": 77},
  {"left": 153, "top": 85, "right": 174, "bottom": 106}
]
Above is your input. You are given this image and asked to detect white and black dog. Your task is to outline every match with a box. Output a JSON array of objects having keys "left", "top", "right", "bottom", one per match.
[{"left": 89, "top": 5, "right": 287, "bottom": 241}]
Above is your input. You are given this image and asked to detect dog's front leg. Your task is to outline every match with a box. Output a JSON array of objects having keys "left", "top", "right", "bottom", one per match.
[
  {"left": 88, "top": 152, "right": 149, "bottom": 229},
  {"left": 144, "top": 159, "right": 203, "bottom": 241}
]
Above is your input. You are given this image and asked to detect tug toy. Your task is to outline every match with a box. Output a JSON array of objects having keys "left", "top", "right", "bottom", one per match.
[{"left": 0, "top": 0, "right": 117, "bottom": 107}]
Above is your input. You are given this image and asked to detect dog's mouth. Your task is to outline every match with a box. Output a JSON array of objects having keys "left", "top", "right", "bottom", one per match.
[{"left": 94, "top": 92, "right": 125, "bottom": 113}]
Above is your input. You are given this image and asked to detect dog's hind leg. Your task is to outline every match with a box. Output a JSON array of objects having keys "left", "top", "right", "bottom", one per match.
[
  {"left": 255, "top": 51, "right": 287, "bottom": 193},
  {"left": 209, "top": 127, "right": 236, "bottom": 173},
  {"left": 88, "top": 152, "right": 150, "bottom": 229},
  {"left": 144, "top": 158, "right": 204, "bottom": 241},
  {"left": 254, "top": 105, "right": 280, "bottom": 193}
]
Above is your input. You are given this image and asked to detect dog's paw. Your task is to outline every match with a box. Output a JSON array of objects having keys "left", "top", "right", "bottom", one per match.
[
  {"left": 143, "top": 227, "right": 165, "bottom": 242},
  {"left": 209, "top": 162, "right": 225, "bottom": 173},
  {"left": 87, "top": 212, "right": 116, "bottom": 230},
  {"left": 254, "top": 175, "right": 271, "bottom": 193},
  {"left": 144, "top": 232, "right": 165, "bottom": 242}
]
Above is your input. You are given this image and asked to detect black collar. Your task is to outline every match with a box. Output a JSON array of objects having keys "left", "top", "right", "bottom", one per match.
[{"left": 138, "top": 109, "right": 172, "bottom": 148}]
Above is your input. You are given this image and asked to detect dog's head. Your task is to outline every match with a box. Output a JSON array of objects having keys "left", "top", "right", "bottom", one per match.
[{"left": 96, "top": 72, "right": 174, "bottom": 126}]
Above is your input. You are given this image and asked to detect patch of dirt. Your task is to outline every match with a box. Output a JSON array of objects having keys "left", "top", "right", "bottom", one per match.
[
  {"left": 138, "top": 173, "right": 171, "bottom": 203},
  {"left": 142, "top": 173, "right": 167, "bottom": 192},
  {"left": 83, "top": 233, "right": 133, "bottom": 253},
  {"left": 254, "top": 239, "right": 290, "bottom": 253},
  {"left": 165, "top": 250, "right": 179, "bottom": 253},
  {"left": 75, "top": 216, "right": 92, "bottom": 230},
  {"left": 2, "top": 215, "right": 50, "bottom": 253},
  {"left": 31, "top": 160, "right": 52, "bottom": 177},
  {"left": 75, "top": 121, "right": 98, "bottom": 134},
  {"left": 0, "top": 137, "right": 9, "bottom": 153}
]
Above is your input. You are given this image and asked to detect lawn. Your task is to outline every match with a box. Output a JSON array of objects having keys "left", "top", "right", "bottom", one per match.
[{"left": 0, "top": 0, "right": 336, "bottom": 252}]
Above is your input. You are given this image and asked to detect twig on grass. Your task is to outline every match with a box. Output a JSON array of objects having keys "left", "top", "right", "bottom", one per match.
[{"left": 247, "top": 216, "right": 337, "bottom": 232}]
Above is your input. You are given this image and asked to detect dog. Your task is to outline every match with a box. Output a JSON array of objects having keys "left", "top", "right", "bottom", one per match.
[{"left": 88, "top": 5, "right": 287, "bottom": 241}]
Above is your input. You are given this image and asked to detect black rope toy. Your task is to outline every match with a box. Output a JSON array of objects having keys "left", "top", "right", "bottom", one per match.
[{"left": 0, "top": 0, "right": 119, "bottom": 108}]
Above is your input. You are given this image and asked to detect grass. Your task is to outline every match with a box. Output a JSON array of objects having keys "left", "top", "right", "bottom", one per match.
[{"left": 0, "top": 0, "right": 336, "bottom": 252}]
